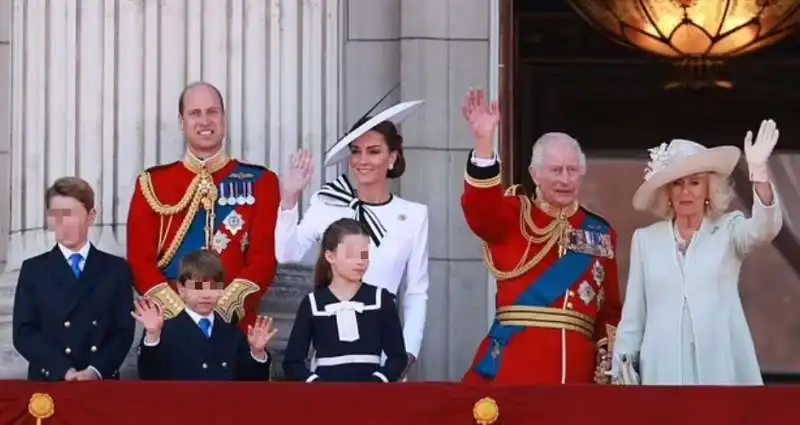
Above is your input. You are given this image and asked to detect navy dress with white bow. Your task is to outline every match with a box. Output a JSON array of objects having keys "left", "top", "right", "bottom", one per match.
[{"left": 283, "top": 283, "right": 407, "bottom": 382}]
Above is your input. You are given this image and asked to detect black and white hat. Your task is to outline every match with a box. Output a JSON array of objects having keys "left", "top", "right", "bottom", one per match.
[{"left": 324, "top": 83, "right": 424, "bottom": 166}]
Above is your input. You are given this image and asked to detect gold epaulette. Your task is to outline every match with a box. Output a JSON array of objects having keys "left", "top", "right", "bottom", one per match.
[
  {"left": 215, "top": 278, "right": 261, "bottom": 323},
  {"left": 144, "top": 283, "right": 186, "bottom": 319}
]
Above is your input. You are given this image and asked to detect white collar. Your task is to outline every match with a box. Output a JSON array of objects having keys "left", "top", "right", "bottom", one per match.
[
  {"left": 184, "top": 307, "right": 215, "bottom": 326},
  {"left": 57, "top": 242, "right": 91, "bottom": 261}
]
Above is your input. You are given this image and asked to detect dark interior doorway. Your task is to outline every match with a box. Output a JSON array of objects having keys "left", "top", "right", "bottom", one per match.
[
  {"left": 498, "top": 0, "right": 800, "bottom": 382},
  {"left": 500, "top": 0, "right": 800, "bottom": 192}
]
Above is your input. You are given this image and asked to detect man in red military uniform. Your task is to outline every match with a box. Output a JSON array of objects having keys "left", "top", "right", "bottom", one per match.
[
  {"left": 459, "top": 88, "right": 621, "bottom": 386},
  {"left": 126, "top": 82, "right": 280, "bottom": 331}
]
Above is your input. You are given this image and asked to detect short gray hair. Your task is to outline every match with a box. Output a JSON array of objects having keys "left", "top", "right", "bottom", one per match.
[
  {"left": 648, "top": 173, "right": 735, "bottom": 220},
  {"left": 529, "top": 132, "right": 587, "bottom": 175}
]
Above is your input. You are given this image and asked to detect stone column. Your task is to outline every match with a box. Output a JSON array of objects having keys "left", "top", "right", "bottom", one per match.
[
  {"left": 397, "top": 0, "right": 499, "bottom": 381},
  {"left": 339, "top": 0, "right": 500, "bottom": 381},
  {"left": 0, "top": 0, "right": 341, "bottom": 378},
  {"left": 0, "top": 0, "right": 11, "bottom": 373}
]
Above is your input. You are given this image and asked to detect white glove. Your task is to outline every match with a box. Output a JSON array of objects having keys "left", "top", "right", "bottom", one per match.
[
  {"left": 744, "top": 119, "right": 779, "bottom": 182},
  {"left": 610, "top": 353, "right": 640, "bottom": 385}
]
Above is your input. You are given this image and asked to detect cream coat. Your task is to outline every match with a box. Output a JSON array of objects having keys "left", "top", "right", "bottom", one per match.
[{"left": 612, "top": 189, "right": 783, "bottom": 385}]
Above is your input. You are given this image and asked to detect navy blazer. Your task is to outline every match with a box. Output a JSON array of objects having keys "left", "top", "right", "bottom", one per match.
[
  {"left": 12, "top": 245, "right": 136, "bottom": 381},
  {"left": 137, "top": 311, "right": 272, "bottom": 381}
]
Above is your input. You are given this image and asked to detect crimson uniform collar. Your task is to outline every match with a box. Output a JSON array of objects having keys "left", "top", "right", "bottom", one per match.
[
  {"left": 182, "top": 147, "right": 230, "bottom": 174},
  {"left": 534, "top": 197, "right": 579, "bottom": 219}
]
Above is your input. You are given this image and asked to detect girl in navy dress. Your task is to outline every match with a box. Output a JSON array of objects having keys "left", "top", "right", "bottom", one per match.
[{"left": 283, "top": 218, "right": 407, "bottom": 382}]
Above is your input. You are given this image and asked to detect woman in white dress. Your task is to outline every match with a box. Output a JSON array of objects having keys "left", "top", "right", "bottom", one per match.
[
  {"left": 611, "top": 119, "right": 784, "bottom": 385},
  {"left": 276, "top": 100, "right": 429, "bottom": 377}
]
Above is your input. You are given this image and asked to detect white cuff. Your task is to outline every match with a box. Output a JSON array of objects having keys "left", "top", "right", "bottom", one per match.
[
  {"left": 87, "top": 366, "right": 102, "bottom": 379},
  {"left": 305, "top": 374, "right": 320, "bottom": 383},
  {"left": 143, "top": 337, "right": 160, "bottom": 347},
  {"left": 279, "top": 201, "right": 300, "bottom": 218},
  {"left": 753, "top": 184, "right": 777, "bottom": 208},
  {"left": 251, "top": 351, "right": 269, "bottom": 363},
  {"left": 470, "top": 152, "right": 498, "bottom": 167},
  {"left": 372, "top": 371, "right": 389, "bottom": 383}
]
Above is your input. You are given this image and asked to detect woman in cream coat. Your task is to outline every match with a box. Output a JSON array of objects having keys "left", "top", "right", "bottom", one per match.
[{"left": 611, "top": 119, "right": 784, "bottom": 385}]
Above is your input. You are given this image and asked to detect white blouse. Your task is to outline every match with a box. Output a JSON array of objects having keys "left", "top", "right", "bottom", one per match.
[{"left": 275, "top": 176, "right": 430, "bottom": 358}]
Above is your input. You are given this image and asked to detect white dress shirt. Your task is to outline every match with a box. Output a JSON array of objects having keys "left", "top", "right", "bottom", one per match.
[{"left": 57, "top": 242, "right": 91, "bottom": 272}]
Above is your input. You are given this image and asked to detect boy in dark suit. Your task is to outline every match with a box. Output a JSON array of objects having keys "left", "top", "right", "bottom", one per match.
[
  {"left": 134, "top": 250, "right": 276, "bottom": 380},
  {"left": 12, "top": 177, "right": 136, "bottom": 381}
]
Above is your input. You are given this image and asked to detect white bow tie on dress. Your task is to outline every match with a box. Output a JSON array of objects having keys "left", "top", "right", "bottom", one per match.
[{"left": 324, "top": 301, "right": 365, "bottom": 342}]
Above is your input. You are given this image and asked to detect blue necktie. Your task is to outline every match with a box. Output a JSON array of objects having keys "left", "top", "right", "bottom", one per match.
[
  {"left": 198, "top": 318, "right": 212, "bottom": 338},
  {"left": 69, "top": 253, "right": 82, "bottom": 278}
]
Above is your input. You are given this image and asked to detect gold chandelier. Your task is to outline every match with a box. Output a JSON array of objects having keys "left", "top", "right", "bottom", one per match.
[{"left": 567, "top": 1, "right": 800, "bottom": 87}]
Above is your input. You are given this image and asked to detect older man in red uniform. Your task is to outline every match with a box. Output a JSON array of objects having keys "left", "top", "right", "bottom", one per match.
[
  {"left": 126, "top": 82, "right": 280, "bottom": 331},
  {"left": 459, "top": 88, "right": 621, "bottom": 386}
]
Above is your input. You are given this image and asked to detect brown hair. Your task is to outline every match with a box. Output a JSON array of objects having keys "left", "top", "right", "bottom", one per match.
[
  {"left": 348, "top": 117, "right": 406, "bottom": 179},
  {"left": 313, "top": 218, "right": 370, "bottom": 289},
  {"left": 178, "top": 81, "right": 226, "bottom": 116},
  {"left": 45, "top": 177, "right": 95, "bottom": 212},
  {"left": 178, "top": 250, "right": 225, "bottom": 285}
]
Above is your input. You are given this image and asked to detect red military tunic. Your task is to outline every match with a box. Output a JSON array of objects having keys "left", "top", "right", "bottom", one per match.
[
  {"left": 460, "top": 153, "right": 621, "bottom": 386},
  {"left": 126, "top": 151, "right": 280, "bottom": 331}
]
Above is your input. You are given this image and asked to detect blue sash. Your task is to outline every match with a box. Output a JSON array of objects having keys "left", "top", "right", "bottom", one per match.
[
  {"left": 473, "top": 214, "right": 607, "bottom": 380},
  {"left": 161, "top": 163, "right": 265, "bottom": 280}
]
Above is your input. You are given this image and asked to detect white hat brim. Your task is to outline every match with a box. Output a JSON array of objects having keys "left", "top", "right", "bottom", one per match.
[
  {"left": 632, "top": 146, "right": 742, "bottom": 211},
  {"left": 324, "top": 100, "right": 425, "bottom": 166}
]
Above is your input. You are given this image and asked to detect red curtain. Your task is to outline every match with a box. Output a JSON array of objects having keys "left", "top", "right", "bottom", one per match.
[{"left": 0, "top": 381, "right": 795, "bottom": 425}]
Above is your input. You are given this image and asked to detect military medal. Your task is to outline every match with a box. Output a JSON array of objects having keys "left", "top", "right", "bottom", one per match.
[
  {"left": 222, "top": 210, "right": 244, "bottom": 236},
  {"left": 218, "top": 184, "right": 228, "bottom": 206},
  {"left": 578, "top": 280, "right": 596, "bottom": 305},
  {"left": 226, "top": 182, "right": 236, "bottom": 205},
  {"left": 211, "top": 231, "right": 230, "bottom": 254},
  {"left": 245, "top": 182, "right": 255, "bottom": 205},
  {"left": 593, "top": 260, "right": 606, "bottom": 285},
  {"left": 566, "top": 227, "right": 614, "bottom": 259},
  {"left": 241, "top": 232, "right": 249, "bottom": 252},
  {"left": 236, "top": 181, "right": 247, "bottom": 205}
]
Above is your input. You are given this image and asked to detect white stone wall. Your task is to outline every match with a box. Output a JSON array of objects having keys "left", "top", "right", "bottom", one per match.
[
  {"left": 0, "top": 0, "right": 11, "bottom": 274},
  {"left": 343, "top": 0, "right": 499, "bottom": 381},
  {"left": 0, "top": 0, "right": 499, "bottom": 381},
  {"left": 0, "top": 0, "right": 345, "bottom": 377}
]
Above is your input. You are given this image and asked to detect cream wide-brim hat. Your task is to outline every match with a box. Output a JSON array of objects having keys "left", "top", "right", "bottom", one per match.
[{"left": 631, "top": 139, "right": 741, "bottom": 211}]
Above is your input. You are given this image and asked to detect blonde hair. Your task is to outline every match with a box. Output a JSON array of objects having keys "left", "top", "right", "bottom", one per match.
[{"left": 647, "top": 173, "right": 735, "bottom": 220}]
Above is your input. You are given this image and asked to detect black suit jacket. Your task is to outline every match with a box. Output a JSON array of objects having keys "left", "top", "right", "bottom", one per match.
[
  {"left": 137, "top": 311, "right": 272, "bottom": 381},
  {"left": 12, "top": 245, "right": 135, "bottom": 381}
]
